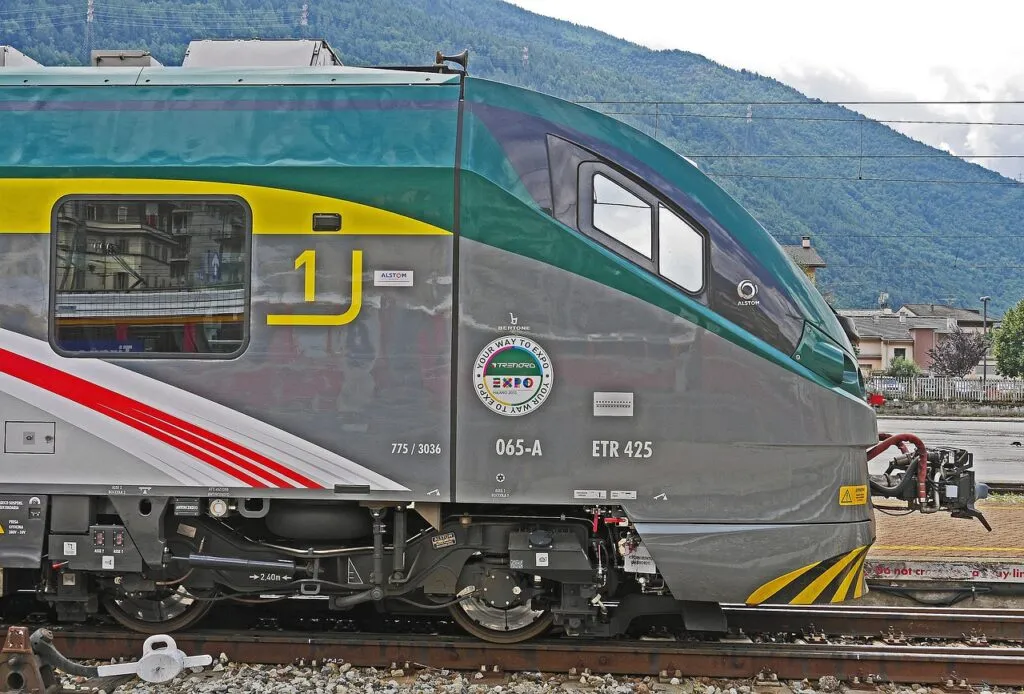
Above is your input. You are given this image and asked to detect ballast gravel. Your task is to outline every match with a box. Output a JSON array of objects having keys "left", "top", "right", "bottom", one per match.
[{"left": 58, "top": 660, "right": 1014, "bottom": 694}]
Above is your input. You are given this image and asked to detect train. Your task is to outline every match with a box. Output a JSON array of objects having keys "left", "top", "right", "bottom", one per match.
[{"left": 0, "top": 40, "right": 987, "bottom": 642}]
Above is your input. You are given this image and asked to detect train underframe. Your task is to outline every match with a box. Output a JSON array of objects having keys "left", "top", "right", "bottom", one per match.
[
  {"left": 17, "top": 496, "right": 722, "bottom": 642},
  {"left": 0, "top": 436, "right": 991, "bottom": 643}
]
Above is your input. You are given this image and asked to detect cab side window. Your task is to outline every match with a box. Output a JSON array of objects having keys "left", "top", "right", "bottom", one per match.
[
  {"left": 592, "top": 174, "right": 652, "bottom": 258},
  {"left": 658, "top": 204, "right": 703, "bottom": 292},
  {"left": 578, "top": 162, "right": 706, "bottom": 295}
]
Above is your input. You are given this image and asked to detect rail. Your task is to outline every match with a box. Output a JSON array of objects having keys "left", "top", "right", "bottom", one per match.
[{"left": 15, "top": 603, "right": 1024, "bottom": 687}]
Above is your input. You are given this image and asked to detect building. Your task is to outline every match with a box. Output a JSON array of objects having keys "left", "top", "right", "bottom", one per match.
[
  {"left": 897, "top": 304, "right": 999, "bottom": 332},
  {"left": 839, "top": 303, "right": 1002, "bottom": 376},
  {"left": 897, "top": 304, "right": 1001, "bottom": 376},
  {"left": 841, "top": 310, "right": 952, "bottom": 374},
  {"left": 781, "top": 235, "right": 826, "bottom": 284}
]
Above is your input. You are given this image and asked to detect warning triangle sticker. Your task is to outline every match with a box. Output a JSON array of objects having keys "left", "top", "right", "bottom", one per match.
[
  {"left": 840, "top": 489, "right": 852, "bottom": 504},
  {"left": 0, "top": 522, "right": 6, "bottom": 534},
  {"left": 346, "top": 558, "right": 362, "bottom": 585}
]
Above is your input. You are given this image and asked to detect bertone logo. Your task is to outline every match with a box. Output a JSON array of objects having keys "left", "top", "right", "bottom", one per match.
[{"left": 498, "top": 312, "right": 531, "bottom": 332}]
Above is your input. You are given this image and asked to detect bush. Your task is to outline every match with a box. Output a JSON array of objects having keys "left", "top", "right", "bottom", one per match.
[{"left": 884, "top": 357, "right": 921, "bottom": 378}]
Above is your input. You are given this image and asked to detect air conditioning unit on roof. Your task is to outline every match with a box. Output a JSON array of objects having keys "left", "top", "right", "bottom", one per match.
[
  {"left": 0, "top": 46, "right": 41, "bottom": 67},
  {"left": 91, "top": 50, "right": 163, "bottom": 67},
  {"left": 181, "top": 39, "right": 342, "bottom": 67}
]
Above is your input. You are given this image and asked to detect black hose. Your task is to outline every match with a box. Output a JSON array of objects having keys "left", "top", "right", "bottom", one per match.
[
  {"left": 869, "top": 584, "right": 986, "bottom": 607},
  {"left": 869, "top": 459, "right": 919, "bottom": 498},
  {"left": 29, "top": 629, "right": 98, "bottom": 678},
  {"left": 395, "top": 591, "right": 480, "bottom": 610}
]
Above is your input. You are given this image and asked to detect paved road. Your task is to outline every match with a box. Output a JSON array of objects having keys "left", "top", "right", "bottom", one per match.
[{"left": 877, "top": 417, "right": 1024, "bottom": 482}]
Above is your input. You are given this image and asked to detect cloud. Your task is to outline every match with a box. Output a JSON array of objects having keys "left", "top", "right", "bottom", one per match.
[{"left": 777, "top": 65, "right": 1024, "bottom": 178}]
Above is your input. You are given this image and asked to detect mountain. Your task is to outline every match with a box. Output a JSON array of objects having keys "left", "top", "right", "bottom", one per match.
[{"left": 2, "top": 0, "right": 1021, "bottom": 313}]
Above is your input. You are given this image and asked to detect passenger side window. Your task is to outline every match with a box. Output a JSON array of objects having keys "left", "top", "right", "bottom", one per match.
[
  {"left": 592, "top": 174, "right": 652, "bottom": 258},
  {"left": 51, "top": 197, "right": 250, "bottom": 357},
  {"left": 658, "top": 205, "right": 704, "bottom": 292}
]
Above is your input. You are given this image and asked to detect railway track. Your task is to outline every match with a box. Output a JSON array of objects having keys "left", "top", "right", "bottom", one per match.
[
  {"left": 13, "top": 603, "right": 1024, "bottom": 688},
  {"left": 982, "top": 481, "right": 1024, "bottom": 495},
  {"left": 723, "top": 603, "right": 1024, "bottom": 641},
  {"left": 31, "top": 628, "right": 1024, "bottom": 687}
]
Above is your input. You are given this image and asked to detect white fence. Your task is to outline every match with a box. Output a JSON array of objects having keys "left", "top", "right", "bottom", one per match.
[{"left": 866, "top": 376, "right": 1024, "bottom": 402}]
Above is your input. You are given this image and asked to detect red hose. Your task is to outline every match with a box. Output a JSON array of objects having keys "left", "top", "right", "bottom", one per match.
[{"left": 869, "top": 433, "right": 927, "bottom": 503}]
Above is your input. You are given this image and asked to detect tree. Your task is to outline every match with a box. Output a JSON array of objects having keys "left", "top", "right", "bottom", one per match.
[
  {"left": 927, "top": 327, "right": 989, "bottom": 378},
  {"left": 995, "top": 299, "right": 1024, "bottom": 377},
  {"left": 885, "top": 357, "right": 921, "bottom": 378}
]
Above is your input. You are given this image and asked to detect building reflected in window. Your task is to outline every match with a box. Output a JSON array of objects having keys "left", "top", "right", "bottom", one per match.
[{"left": 53, "top": 198, "right": 249, "bottom": 356}]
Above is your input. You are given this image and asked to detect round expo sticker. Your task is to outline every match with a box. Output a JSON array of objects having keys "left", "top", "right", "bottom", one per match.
[{"left": 473, "top": 335, "right": 553, "bottom": 416}]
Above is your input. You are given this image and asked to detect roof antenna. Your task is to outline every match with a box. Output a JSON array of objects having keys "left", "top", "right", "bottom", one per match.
[{"left": 435, "top": 49, "right": 469, "bottom": 73}]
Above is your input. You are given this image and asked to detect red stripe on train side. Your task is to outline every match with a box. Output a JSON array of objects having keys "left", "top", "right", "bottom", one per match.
[
  {"left": 92, "top": 402, "right": 272, "bottom": 488},
  {"left": 0, "top": 348, "right": 323, "bottom": 489},
  {"left": 113, "top": 399, "right": 322, "bottom": 489}
]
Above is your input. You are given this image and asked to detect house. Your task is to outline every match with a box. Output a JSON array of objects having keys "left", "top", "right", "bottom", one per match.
[
  {"left": 897, "top": 304, "right": 999, "bottom": 332},
  {"left": 840, "top": 310, "right": 952, "bottom": 374},
  {"left": 782, "top": 235, "right": 826, "bottom": 284},
  {"left": 897, "top": 304, "right": 1001, "bottom": 377}
]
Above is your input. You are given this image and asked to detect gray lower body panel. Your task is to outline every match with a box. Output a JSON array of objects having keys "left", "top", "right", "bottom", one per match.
[{"left": 636, "top": 519, "right": 874, "bottom": 604}]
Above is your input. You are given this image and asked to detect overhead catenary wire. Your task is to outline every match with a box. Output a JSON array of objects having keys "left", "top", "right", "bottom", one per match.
[
  {"left": 687, "top": 154, "right": 1024, "bottom": 159},
  {"left": 706, "top": 173, "right": 1022, "bottom": 186},
  {"left": 581, "top": 99, "right": 1024, "bottom": 106},
  {"left": 598, "top": 112, "right": 1024, "bottom": 127}
]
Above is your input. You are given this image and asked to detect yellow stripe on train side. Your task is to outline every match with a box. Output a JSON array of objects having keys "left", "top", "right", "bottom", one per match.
[{"left": 0, "top": 178, "right": 451, "bottom": 236}]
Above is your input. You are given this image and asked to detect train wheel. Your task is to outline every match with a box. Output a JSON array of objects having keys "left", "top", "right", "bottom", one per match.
[
  {"left": 103, "top": 585, "right": 215, "bottom": 634},
  {"left": 449, "top": 566, "right": 553, "bottom": 643}
]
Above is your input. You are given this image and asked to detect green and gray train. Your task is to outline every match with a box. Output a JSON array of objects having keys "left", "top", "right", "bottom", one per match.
[{"left": 0, "top": 42, "right": 984, "bottom": 641}]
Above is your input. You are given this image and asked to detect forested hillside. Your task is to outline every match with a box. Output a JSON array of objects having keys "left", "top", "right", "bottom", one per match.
[{"left": 3, "top": 0, "right": 1020, "bottom": 311}]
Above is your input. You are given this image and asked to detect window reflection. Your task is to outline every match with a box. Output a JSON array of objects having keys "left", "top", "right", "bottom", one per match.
[
  {"left": 658, "top": 205, "right": 704, "bottom": 292},
  {"left": 53, "top": 199, "right": 248, "bottom": 356},
  {"left": 592, "top": 173, "right": 653, "bottom": 258}
]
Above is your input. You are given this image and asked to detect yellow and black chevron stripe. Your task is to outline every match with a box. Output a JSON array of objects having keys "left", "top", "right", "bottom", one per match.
[{"left": 745, "top": 545, "right": 870, "bottom": 605}]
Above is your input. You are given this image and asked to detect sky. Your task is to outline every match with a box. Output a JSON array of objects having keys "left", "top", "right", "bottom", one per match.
[{"left": 507, "top": 0, "right": 1024, "bottom": 178}]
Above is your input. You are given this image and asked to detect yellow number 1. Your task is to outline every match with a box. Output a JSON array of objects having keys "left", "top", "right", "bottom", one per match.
[
  {"left": 266, "top": 249, "right": 363, "bottom": 327},
  {"left": 295, "top": 249, "right": 317, "bottom": 302}
]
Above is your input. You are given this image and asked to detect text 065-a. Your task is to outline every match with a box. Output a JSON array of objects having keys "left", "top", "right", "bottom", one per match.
[{"left": 495, "top": 439, "right": 543, "bottom": 457}]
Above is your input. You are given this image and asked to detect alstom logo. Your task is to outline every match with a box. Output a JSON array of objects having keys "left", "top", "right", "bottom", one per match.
[{"left": 373, "top": 270, "right": 414, "bottom": 287}]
